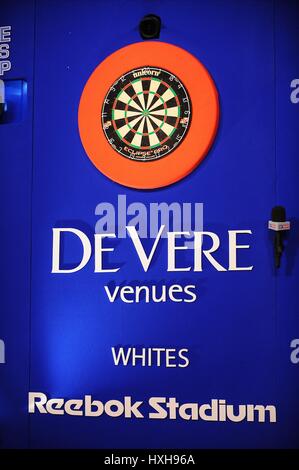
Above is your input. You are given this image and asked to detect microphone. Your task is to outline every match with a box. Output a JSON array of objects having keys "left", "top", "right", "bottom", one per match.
[
  {"left": 0, "top": 79, "right": 5, "bottom": 119},
  {"left": 268, "top": 206, "right": 290, "bottom": 268}
]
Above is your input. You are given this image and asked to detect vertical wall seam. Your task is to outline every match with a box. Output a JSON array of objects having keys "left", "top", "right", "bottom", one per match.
[
  {"left": 273, "top": 0, "right": 279, "bottom": 410},
  {"left": 28, "top": 0, "right": 37, "bottom": 450}
]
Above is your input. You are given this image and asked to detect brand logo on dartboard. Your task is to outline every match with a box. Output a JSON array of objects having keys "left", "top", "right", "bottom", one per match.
[
  {"left": 101, "top": 67, "right": 191, "bottom": 162},
  {"left": 132, "top": 67, "right": 161, "bottom": 78}
]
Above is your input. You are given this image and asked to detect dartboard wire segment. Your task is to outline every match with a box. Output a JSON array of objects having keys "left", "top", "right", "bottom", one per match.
[
  {"left": 78, "top": 41, "right": 219, "bottom": 189},
  {"left": 102, "top": 68, "right": 192, "bottom": 161}
]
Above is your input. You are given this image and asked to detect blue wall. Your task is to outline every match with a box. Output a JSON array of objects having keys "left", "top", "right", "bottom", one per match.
[{"left": 0, "top": 0, "right": 298, "bottom": 449}]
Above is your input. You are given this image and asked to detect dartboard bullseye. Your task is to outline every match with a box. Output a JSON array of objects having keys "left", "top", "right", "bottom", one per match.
[{"left": 101, "top": 67, "right": 191, "bottom": 162}]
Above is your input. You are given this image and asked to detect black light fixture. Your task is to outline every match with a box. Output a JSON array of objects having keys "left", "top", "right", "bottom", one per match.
[{"left": 139, "top": 14, "right": 161, "bottom": 40}]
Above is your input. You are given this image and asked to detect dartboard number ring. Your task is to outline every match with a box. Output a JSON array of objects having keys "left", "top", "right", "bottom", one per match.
[{"left": 102, "top": 67, "right": 192, "bottom": 162}]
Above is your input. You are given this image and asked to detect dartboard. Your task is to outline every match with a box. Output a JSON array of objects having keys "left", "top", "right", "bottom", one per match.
[
  {"left": 101, "top": 67, "right": 192, "bottom": 162},
  {"left": 79, "top": 41, "right": 219, "bottom": 189}
]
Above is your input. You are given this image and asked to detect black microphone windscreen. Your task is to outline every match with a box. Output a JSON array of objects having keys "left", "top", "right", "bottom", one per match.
[{"left": 271, "top": 206, "right": 286, "bottom": 222}]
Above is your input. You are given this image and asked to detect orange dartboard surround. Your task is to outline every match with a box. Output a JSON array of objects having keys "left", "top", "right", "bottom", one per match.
[{"left": 78, "top": 41, "right": 219, "bottom": 189}]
